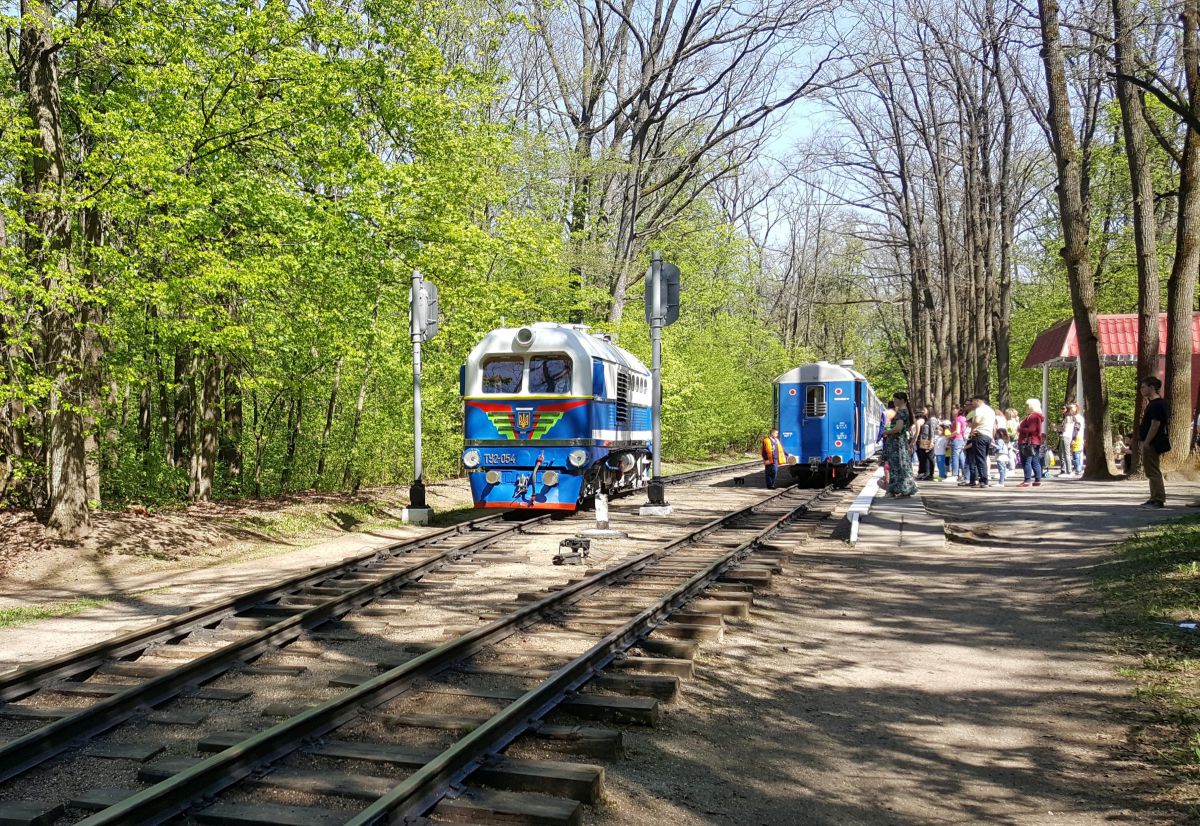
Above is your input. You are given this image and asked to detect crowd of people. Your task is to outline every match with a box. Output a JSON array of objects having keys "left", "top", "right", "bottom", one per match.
[
  {"left": 761, "top": 376, "right": 1174, "bottom": 508},
  {"left": 877, "top": 378, "right": 1171, "bottom": 507},
  {"left": 877, "top": 393, "right": 1082, "bottom": 497}
]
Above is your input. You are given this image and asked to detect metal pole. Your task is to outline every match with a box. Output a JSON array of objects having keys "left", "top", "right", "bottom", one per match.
[
  {"left": 648, "top": 252, "right": 666, "bottom": 505},
  {"left": 1075, "top": 356, "right": 1083, "bottom": 412},
  {"left": 1041, "top": 364, "right": 1049, "bottom": 436},
  {"left": 410, "top": 270, "right": 426, "bottom": 509}
]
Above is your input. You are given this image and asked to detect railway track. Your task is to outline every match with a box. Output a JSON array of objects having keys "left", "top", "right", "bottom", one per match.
[
  {"left": 0, "top": 478, "right": 840, "bottom": 825},
  {"left": 0, "top": 460, "right": 771, "bottom": 822},
  {"left": 0, "top": 460, "right": 749, "bottom": 705}
]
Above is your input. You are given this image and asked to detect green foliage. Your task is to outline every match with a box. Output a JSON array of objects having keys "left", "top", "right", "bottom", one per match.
[
  {"left": 1, "top": 0, "right": 809, "bottom": 511},
  {"left": 614, "top": 215, "right": 805, "bottom": 458}
]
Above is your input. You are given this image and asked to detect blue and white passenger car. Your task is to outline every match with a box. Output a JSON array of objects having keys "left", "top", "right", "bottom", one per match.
[
  {"left": 460, "top": 323, "right": 653, "bottom": 510},
  {"left": 774, "top": 360, "right": 882, "bottom": 486}
]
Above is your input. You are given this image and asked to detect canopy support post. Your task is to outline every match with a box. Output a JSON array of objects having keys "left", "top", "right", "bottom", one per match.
[
  {"left": 1041, "top": 365, "right": 1049, "bottom": 435},
  {"left": 1075, "top": 357, "right": 1083, "bottom": 412}
]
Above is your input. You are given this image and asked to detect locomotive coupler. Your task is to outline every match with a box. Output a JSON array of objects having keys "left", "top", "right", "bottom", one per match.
[
  {"left": 553, "top": 537, "right": 591, "bottom": 565},
  {"left": 513, "top": 474, "right": 530, "bottom": 500}
]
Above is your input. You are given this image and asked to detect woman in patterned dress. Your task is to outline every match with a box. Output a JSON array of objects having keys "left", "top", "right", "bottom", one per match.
[{"left": 882, "top": 391, "right": 918, "bottom": 498}]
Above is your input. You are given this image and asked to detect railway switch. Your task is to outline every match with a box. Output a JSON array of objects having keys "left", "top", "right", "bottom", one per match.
[{"left": 554, "top": 537, "right": 591, "bottom": 565}]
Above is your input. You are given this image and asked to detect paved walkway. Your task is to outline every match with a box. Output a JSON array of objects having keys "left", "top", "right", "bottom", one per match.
[{"left": 855, "top": 475, "right": 946, "bottom": 550}]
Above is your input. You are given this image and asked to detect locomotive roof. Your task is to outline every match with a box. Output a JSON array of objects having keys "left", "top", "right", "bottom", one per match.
[
  {"left": 465, "top": 323, "right": 649, "bottom": 374},
  {"left": 774, "top": 361, "right": 867, "bottom": 384}
]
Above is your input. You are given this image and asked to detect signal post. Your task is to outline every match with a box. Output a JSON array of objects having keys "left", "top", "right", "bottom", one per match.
[
  {"left": 640, "top": 251, "right": 680, "bottom": 517},
  {"left": 404, "top": 269, "right": 439, "bottom": 525}
]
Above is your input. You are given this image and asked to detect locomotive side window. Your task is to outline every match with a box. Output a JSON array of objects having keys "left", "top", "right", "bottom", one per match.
[
  {"left": 481, "top": 356, "right": 524, "bottom": 393},
  {"left": 528, "top": 355, "right": 572, "bottom": 393},
  {"left": 805, "top": 385, "right": 826, "bottom": 417}
]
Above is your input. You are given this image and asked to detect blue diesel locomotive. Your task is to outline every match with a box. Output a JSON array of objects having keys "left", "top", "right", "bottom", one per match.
[
  {"left": 774, "top": 360, "right": 883, "bottom": 486},
  {"left": 460, "top": 323, "right": 653, "bottom": 510}
]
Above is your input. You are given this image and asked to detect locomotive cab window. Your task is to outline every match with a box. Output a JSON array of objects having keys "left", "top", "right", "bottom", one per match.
[
  {"left": 481, "top": 356, "right": 524, "bottom": 394},
  {"left": 805, "top": 385, "right": 826, "bottom": 417},
  {"left": 528, "top": 355, "right": 572, "bottom": 394}
]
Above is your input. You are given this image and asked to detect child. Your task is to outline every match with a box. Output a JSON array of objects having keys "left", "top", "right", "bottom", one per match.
[
  {"left": 933, "top": 426, "right": 949, "bottom": 480},
  {"left": 994, "top": 429, "right": 1014, "bottom": 487},
  {"left": 880, "top": 405, "right": 896, "bottom": 488}
]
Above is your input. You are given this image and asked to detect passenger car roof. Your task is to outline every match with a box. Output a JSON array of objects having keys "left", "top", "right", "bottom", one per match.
[{"left": 774, "top": 361, "right": 866, "bottom": 384}]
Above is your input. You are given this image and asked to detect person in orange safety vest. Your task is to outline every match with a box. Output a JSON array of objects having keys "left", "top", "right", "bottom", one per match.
[{"left": 761, "top": 429, "right": 788, "bottom": 489}]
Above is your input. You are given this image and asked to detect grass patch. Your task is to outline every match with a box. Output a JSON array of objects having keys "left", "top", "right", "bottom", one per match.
[
  {"left": 1095, "top": 514, "right": 1200, "bottom": 803},
  {"left": 0, "top": 597, "right": 109, "bottom": 630},
  {"left": 233, "top": 502, "right": 405, "bottom": 541},
  {"left": 661, "top": 453, "right": 757, "bottom": 476}
]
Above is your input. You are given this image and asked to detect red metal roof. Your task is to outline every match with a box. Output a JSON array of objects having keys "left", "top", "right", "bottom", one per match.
[{"left": 1022, "top": 313, "right": 1200, "bottom": 368}]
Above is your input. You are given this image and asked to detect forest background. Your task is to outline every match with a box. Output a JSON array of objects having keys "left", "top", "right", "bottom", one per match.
[{"left": 3, "top": 0, "right": 1198, "bottom": 538}]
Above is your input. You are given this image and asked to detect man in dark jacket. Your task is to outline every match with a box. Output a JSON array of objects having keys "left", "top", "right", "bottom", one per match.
[{"left": 1138, "top": 376, "right": 1169, "bottom": 508}]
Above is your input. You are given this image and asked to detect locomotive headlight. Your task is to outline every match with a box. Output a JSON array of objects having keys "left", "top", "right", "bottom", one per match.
[
  {"left": 542, "top": 470, "right": 559, "bottom": 486},
  {"left": 462, "top": 449, "right": 481, "bottom": 468},
  {"left": 568, "top": 449, "right": 589, "bottom": 468},
  {"left": 485, "top": 470, "right": 502, "bottom": 485}
]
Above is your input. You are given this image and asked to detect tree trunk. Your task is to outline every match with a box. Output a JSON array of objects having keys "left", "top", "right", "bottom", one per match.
[
  {"left": 343, "top": 361, "right": 371, "bottom": 490},
  {"left": 80, "top": 228, "right": 103, "bottom": 508},
  {"left": 189, "top": 354, "right": 220, "bottom": 502},
  {"left": 21, "top": 0, "right": 89, "bottom": 537},
  {"left": 137, "top": 384, "right": 152, "bottom": 453},
  {"left": 343, "top": 294, "right": 380, "bottom": 488},
  {"left": 251, "top": 389, "right": 265, "bottom": 498},
  {"left": 1165, "top": 0, "right": 1200, "bottom": 462},
  {"left": 1037, "top": 0, "right": 1116, "bottom": 478},
  {"left": 156, "top": 350, "right": 171, "bottom": 466},
  {"left": 994, "top": 42, "right": 1016, "bottom": 411},
  {"left": 221, "top": 364, "right": 243, "bottom": 484},
  {"left": 1113, "top": 0, "right": 1160, "bottom": 475},
  {"left": 173, "top": 347, "right": 192, "bottom": 467},
  {"left": 315, "top": 357, "right": 342, "bottom": 486},
  {"left": 280, "top": 384, "right": 303, "bottom": 491}
]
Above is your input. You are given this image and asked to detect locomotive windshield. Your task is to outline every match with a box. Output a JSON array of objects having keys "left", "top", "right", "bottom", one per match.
[
  {"left": 528, "top": 355, "right": 572, "bottom": 393},
  {"left": 481, "top": 356, "right": 524, "bottom": 393}
]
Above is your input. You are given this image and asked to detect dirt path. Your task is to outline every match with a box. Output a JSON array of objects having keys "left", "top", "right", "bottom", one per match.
[
  {"left": 0, "top": 479, "right": 477, "bottom": 592},
  {"left": 590, "top": 476, "right": 1195, "bottom": 825}
]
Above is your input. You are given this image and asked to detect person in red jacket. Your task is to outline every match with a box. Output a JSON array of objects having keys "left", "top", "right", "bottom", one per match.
[
  {"left": 761, "top": 429, "right": 788, "bottom": 489},
  {"left": 1016, "top": 399, "right": 1045, "bottom": 487}
]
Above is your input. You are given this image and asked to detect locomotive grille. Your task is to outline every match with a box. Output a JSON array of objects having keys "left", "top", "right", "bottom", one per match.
[{"left": 616, "top": 373, "right": 630, "bottom": 426}]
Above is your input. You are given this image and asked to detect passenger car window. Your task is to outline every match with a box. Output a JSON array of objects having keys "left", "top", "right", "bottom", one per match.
[
  {"left": 481, "top": 357, "right": 524, "bottom": 393},
  {"left": 805, "top": 385, "right": 826, "bottom": 417},
  {"left": 528, "top": 355, "right": 572, "bottom": 394}
]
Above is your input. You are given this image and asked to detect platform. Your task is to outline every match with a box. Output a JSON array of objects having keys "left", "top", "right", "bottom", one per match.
[{"left": 852, "top": 478, "right": 946, "bottom": 550}]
